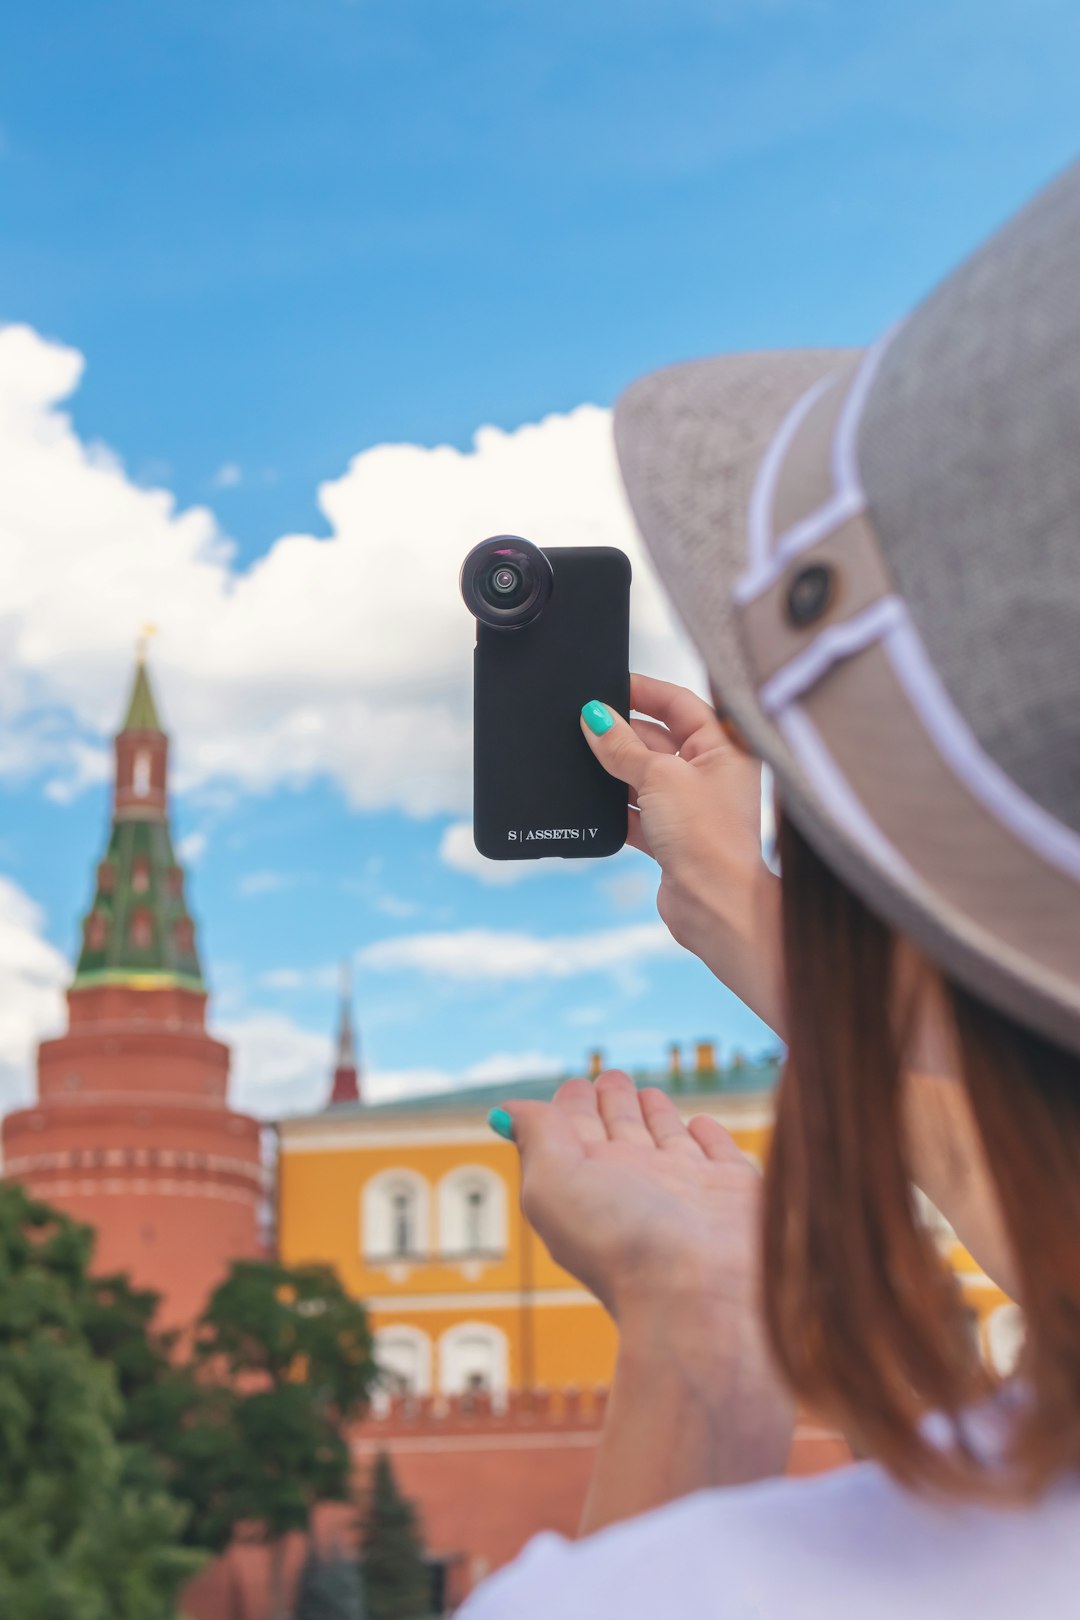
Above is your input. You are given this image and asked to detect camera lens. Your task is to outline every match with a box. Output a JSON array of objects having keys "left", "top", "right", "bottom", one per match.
[
  {"left": 460, "top": 536, "right": 554, "bottom": 629},
  {"left": 479, "top": 561, "right": 530, "bottom": 611}
]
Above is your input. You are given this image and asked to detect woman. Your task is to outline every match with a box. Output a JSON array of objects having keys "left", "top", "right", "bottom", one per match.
[{"left": 463, "top": 160, "right": 1080, "bottom": 1617}]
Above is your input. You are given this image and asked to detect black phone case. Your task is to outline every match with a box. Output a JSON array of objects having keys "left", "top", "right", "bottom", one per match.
[{"left": 473, "top": 546, "right": 631, "bottom": 860}]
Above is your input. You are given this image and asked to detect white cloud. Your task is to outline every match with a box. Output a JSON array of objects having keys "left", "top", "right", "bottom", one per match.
[
  {"left": 218, "top": 1006, "right": 565, "bottom": 1118},
  {"left": 439, "top": 818, "right": 633, "bottom": 886},
  {"left": 600, "top": 866, "right": 658, "bottom": 913},
  {"left": 211, "top": 461, "right": 243, "bottom": 488},
  {"left": 374, "top": 893, "right": 421, "bottom": 919},
  {"left": 236, "top": 869, "right": 302, "bottom": 898},
  {"left": 177, "top": 830, "right": 208, "bottom": 864},
  {"left": 258, "top": 964, "right": 340, "bottom": 993},
  {"left": 218, "top": 1010, "right": 332, "bottom": 1118},
  {"left": 0, "top": 876, "right": 69, "bottom": 1118},
  {"left": 0, "top": 322, "right": 702, "bottom": 820},
  {"left": 359, "top": 921, "right": 678, "bottom": 983},
  {"left": 565, "top": 1004, "right": 607, "bottom": 1028},
  {"left": 461, "top": 1050, "right": 564, "bottom": 1085}
]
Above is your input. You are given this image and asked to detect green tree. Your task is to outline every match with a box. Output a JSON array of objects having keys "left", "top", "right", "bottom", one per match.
[
  {"left": 80, "top": 1270, "right": 239, "bottom": 1558},
  {"left": 359, "top": 1453, "right": 430, "bottom": 1620},
  {"left": 190, "top": 1259, "right": 377, "bottom": 1618},
  {"left": 294, "top": 1543, "right": 365, "bottom": 1620},
  {"left": 0, "top": 1184, "right": 200, "bottom": 1620}
]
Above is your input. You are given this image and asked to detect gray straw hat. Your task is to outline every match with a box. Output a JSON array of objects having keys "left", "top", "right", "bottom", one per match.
[{"left": 615, "top": 160, "right": 1080, "bottom": 1057}]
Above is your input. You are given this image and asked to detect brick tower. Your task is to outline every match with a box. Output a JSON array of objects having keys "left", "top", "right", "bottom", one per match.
[
  {"left": 327, "top": 964, "right": 361, "bottom": 1107},
  {"left": 1, "top": 653, "right": 263, "bottom": 1328}
]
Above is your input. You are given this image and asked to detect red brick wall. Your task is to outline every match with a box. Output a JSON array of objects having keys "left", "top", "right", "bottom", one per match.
[
  {"left": 181, "top": 1392, "right": 851, "bottom": 1619},
  {"left": 2, "top": 985, "right": 262, "bottom": 1330}
]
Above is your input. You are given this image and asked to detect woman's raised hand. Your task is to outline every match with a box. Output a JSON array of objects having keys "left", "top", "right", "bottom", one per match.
[
  {"left": 499, "top": 1070, "right": 796, "bottom": 1523},
  {"left": 583, "top": 674, "right": 784, "bottom": 1034},
  {"left": 506, "top": 1070, "right": 762, "bottom": 1335}
]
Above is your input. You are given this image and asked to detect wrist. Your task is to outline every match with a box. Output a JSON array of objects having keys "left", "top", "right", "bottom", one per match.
[
  {"left": 608, "top": 1289, "right": 797, "bottom": 1494},
  {"left": 688, "top": 862, "right": 784, "bottom": 1035},
  {"left": 612, "top": 1255, "right": 768, "bottom": 1377}
]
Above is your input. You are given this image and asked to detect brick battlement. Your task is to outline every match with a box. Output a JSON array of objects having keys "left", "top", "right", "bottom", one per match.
[{"left": 361, "top": 1386, "right": 608, "bottom": 1434}]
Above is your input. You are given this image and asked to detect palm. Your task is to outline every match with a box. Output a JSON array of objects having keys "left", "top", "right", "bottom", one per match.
[{"left": 511, "top": 1072, "right": 761, "bottom": 1320}]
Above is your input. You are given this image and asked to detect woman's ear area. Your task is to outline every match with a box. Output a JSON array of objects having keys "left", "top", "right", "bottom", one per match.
[
  {"left": 896, "top": 952, "right": 1021, "bottom": 1302},
  {"left": 903, "top": 1064, "right": 1018, "bottom": 1300}
]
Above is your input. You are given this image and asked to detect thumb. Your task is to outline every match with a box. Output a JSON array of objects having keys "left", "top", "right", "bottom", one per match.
[
  {"left": 580, "top": 699, "right": 654, "bottom": 792},
  {"left": 491, "top": 1100, "right": 585, "bottom": 1171}
]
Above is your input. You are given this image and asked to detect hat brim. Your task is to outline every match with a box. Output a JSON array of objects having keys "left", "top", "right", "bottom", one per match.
[
  {"left": 615, "top": 348, "right": 1080, "bottom": 1050},
  {"left": 614, "top": 348, "right": 854, "bottom": 774}
]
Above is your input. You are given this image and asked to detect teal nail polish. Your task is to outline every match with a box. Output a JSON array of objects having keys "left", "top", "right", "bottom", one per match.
[
  {"left": 582, "top": 699, "right": 615, "bottom": 736},
  {"left": 488, "top": 1107, "right": 514, "bottom": 1141}
]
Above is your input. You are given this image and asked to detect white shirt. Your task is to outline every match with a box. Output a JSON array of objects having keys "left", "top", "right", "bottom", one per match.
[{"left": 458, "top": 1461, "right": 1080, "bottom": 1619}]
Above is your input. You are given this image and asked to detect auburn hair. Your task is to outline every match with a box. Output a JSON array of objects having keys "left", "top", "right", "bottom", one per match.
[{"left": 762, "top": 815, "right": 1080, "bottom": 1501}]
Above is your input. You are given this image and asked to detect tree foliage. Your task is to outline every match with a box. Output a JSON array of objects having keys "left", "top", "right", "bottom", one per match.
[
  {"left": 0, "top": 1184, "right": 200, "bottom": 1620},
  {"left": 189, "top": 1259, "right": 378, "bottom": 1546},
  {"left": 294, "top": 1544, "right": 365, "bottom": 1620},
  {"left": 0, "top": 1186, "right": 378, "bottom": 1620},
  {"left": 359, "top": 1452, "right": 430, "bottom": 1620}
]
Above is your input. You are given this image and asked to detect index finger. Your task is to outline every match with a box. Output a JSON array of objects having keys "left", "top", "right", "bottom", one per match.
[{"left": 630, "top": 674, "right": 723, "bottom": 752}]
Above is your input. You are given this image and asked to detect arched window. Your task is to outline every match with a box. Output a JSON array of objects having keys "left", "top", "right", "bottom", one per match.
[
  {"left": 132, "top": 856, "right": 150, "bottom": 894},
  {"left": 438, "top": 1322, "right": 509, "bottom": 1400},
  {"left": 374, "top": 1326, "right": 432, "bottom": 1405},
  {"left": 129, "top": 909, "right": 153, "bottom": 949},
  {"left": 84, "top": 911, "right": 108, "bottom": 952},
  {"left": 391, "top": 1189, "right": 414, "bottom": 1256},
  {"left": 464, "top": 1187, "right": 485, "bottom": 1250},
  {"left": 361, "top": 1169, "right": 430, "bottom": 1265},
  {"left": 437, "top": 1166, "right": 506, "bottom": 1258},
  {"left": 132, "top": 750, "right": 152, "bottom": 798}
]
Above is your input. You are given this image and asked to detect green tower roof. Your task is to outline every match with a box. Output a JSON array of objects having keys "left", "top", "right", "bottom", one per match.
[
  {"left": 121, "top": 657, "right": 163, "bottom": 733},
  {"left": 73, "top": 657, "right": 204, "bottom": 993}
]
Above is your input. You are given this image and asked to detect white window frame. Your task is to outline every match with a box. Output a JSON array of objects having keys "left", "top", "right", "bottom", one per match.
[
  {"left": 361, "top": 1168, "right": 431, "bottom": 1272},
  {"left": 436, "top": 1164, "right": 507, "bottom": 1262},
  {"left": 372, "top": 1324, "right": 433, "bottom": 1412},
  {"left": 437, "top": 1321, "right": 509, "bottom": 1403},
  {"left": 132, "top": 749, "right": 152, "bottom": 798}
]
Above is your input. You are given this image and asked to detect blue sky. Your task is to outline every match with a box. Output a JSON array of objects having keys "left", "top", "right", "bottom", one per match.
[{"left": 1, "top": 0, "right": 1077, "bottom": 1117}]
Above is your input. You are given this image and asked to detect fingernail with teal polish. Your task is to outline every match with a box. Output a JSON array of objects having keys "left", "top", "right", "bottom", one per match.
[
  {"left": 488, "top": 1107, "right": 514, "bottom": 1141},
  {"left": 582, "top": 700, "right": 615, "bottom": 736}
]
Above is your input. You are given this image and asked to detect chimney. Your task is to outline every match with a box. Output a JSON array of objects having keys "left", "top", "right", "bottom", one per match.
[
  {"left": 587, "top": 1048, "right": 604, "bottom": 1082},
  {"left": 694, "top": 1040, "right": 717, "bottom": 1080},
  {"left": 668, "top": 1042, "right": 683, "bottom": 1090}
]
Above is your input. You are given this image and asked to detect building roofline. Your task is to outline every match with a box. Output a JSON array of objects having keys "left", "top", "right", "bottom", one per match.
[{"left": 276, "top": 1054, "right": 783, "bottom": 1129}]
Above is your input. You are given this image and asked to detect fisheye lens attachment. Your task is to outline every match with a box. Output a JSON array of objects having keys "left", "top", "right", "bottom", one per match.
[{"left": 460, "top": 535, "right": 554, "bottom": 628}]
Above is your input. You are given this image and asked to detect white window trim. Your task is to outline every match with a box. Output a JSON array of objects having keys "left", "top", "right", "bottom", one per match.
[
  {"left": 437, "top": 1320, "right": 509, "bottom": 1403},
  {"left": 436, "top": 1163, "right": 507, "bottom": 1261},
  {"left": 372, "top": 1324, "right": 433, "bottom": 1412},
  {"left": 360, "top": 1167, "right": 431, "bottom": 1267}
]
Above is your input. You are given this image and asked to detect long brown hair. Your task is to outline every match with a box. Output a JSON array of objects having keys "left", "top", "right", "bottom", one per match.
[{"left": 763, "top": 815, "right": 1080, "bottom": 1500}]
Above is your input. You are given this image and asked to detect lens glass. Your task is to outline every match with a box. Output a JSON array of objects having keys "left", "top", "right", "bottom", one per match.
[
  {"left": 460, "top": 535, "right": 554, "bottom": 627},
  {"left": 478, "top": 558, "right": 531, "bottom": 611}
]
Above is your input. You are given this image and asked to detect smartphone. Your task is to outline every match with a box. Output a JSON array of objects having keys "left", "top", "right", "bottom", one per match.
[{"left": 460, "top": 535, "right": 631, "bottom": 861}]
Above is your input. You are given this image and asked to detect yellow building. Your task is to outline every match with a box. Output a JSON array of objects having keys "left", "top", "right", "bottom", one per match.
[{"left": 276, "top": 1003, "right": 1019, "bottom": 1400}]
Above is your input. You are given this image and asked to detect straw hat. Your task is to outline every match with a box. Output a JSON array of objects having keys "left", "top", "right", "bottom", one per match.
[{"left": 615, "top": 161, "right": 1080, "bottom": 1056}]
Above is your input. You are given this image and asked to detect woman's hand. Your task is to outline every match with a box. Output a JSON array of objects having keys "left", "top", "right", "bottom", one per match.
[
  {"left": 584, "top": 674, "right": 784, "bottom": 1035},
  {"left": 508, "top": 1070, "right": 761, "bottom": 1339},
  {"left": 503, "top": 1071, "right": 795, "bottom": 1525}
]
